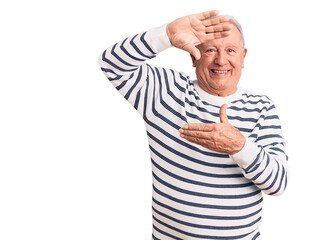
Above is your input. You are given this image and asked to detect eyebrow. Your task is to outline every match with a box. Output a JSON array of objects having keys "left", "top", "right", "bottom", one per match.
[{"left": 201, "top": 43, "right": 241, "bottom": 49}]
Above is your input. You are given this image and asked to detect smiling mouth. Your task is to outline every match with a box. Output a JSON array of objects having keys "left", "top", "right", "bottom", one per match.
[{"left": 211, "top": 69, "right": 230, "bottom": 75}]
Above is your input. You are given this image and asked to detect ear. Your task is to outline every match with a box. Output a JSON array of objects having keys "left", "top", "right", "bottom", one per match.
[
  {"left": 241, "top": 48, "right": 247, "bottom": 68},
  {"left": 190, "top": 54, "right": 197, "bottom": 67}
]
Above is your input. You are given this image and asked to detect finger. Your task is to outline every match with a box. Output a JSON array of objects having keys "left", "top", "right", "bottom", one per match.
[
  {"left": 220, "top": 104, "right": 229, "bottom": 123},
  {"left": 187, "top": 45, "right": 201, "bottom": 60},
  {"left": 205, "top": 31, "right": 231, "bottom": 40},
  {"left": 196, "top": 10, "right": 220, "bottom": 20},
  {"left": 181, "top": 123, "right": 215, "bottom": 132},
  {"left": 180, "top": 134, "right": 215, "bottom": 149},
  {"left": 205, "top": 23, "right": 233, "bottom": 33},
  {"left": 180, "top": 129, "right": 212, "bottom": 140},
  {"left": 202, "top": 15, "right": 230, "bottom": 27}
]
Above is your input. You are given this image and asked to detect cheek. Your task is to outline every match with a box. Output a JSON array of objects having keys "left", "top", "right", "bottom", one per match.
[
  {"left": 195, "top": 59, "right": 210, "bottom": 73},
  {"left": 230, "top": 57, "right": 244, "bottom": 70}
]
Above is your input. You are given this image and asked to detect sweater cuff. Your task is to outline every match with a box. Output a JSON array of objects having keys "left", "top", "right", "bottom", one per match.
[
  {"left": 144, "top": 24, "right": 172, "bottom": 53},
  {"left": 230, "top": 138, "right": 261, "bottom": 169}
]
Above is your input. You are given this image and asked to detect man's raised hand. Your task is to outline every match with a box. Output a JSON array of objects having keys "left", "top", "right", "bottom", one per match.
[{"left": 166, "top": 10, "right": 233, "bottom": 60}]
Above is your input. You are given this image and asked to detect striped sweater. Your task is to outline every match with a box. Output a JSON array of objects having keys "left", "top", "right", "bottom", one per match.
[{"left": 99, "top": 24, "right": 288, "bottom": 240}]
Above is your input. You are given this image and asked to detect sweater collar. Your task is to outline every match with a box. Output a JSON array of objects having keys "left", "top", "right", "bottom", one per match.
[{"left": 193, "top": 81, "right": 243, "bottom": 105}]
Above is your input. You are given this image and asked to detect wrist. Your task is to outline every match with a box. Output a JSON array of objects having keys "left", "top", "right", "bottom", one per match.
[
  {"left": 230, "top": 138, "right": 260, "bottom": 169},
  {"left": 145, "top": 24, "right": 172, "bottom": 53},
  {"left": 165, "top": 23, "right": 174, "bottom": 46},
  {"left": 229, "top": 134, "right": 246, "bottom": 155}
]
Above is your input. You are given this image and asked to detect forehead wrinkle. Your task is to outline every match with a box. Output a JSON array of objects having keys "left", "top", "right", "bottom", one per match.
[{"left": 200, "top": 40, "right": 241, "bottom": 50}]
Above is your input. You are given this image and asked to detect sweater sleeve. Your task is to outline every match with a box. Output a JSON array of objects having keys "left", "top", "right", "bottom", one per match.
[
  {"left": 98, "top": 25, "right": 173, "bottom": 116},
  {"left": 230, "top": 100, "right": 288, "bottom": 196}
]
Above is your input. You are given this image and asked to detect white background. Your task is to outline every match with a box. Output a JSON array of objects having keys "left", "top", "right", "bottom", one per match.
[{"left": 1, "top": 0, "right": 330, "bottom": 239}]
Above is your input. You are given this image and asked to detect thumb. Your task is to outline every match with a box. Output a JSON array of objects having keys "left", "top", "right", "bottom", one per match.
[
  {"left": 186, "top": 45, "right": 201, "bottom": 60},
  {"left": 219, "top": 104, "right": 229, "bottom": 123}
]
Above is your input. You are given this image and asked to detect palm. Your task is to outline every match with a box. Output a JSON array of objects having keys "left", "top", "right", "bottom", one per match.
[{"left": 166, "top": 10, "right": 232, "bottom": 59}]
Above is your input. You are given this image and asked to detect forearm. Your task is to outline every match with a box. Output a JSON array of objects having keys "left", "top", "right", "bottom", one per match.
[
  {"left": 231, "top": 139, "right": 288, "bottom": 196},
  {"left": 98, "top": 24, "right": 172, "bottom": 80}
]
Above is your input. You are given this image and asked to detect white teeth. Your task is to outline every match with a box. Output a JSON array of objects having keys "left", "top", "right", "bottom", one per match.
[{"left": 212, "top": 70, "right": 228, "bottom": 74}]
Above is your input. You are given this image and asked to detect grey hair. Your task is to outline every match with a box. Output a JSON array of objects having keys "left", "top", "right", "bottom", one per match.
[
  {"left": 226, "top": 15, "right": 245, "bottom": 48},
  {"left": 207, "top": 15, "right": 245, "bottom": 48}
]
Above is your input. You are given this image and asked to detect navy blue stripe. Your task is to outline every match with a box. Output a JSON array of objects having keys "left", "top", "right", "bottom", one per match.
[
  {"left": 185, "top": 98, "right": 219, "bottom": 118},
  {"left": 267, "top": 104, "right": 276, "bottom": 111},
  {"left": 188, "top": 89, "right": 221, "bottom": 109},
  {"left": 163, "top": 69, "right": 185, "bottom": 108},
  {"left": 260, "top": 161, "right": 280, "bottom": 192},
  {"left": 252, "top": 154, "right": 270, "bottom": 182},
  {"left": 263, "top": 142, "right": 284, "bottom": 148},
  {"left": 150, "top": 145, "right": 242, "bottom": 178},
  {"left": 257, "top": 134, "right": 283, "bottom": 141},
  {"left": 151, "top": 234, "right": 161, "bottom": 240},
  {"left": 153, "top": 205, "right": 261, "bottom": 230},
  {"left": 186, "top": 111, "right": 215, "bottom": 123},
  {"left": 242, "top": 93, "right": 270, "bottom": 100},
  {"left": 134, "top": 88, "right": 141, "bottom": 110},
  {"left": 229, "top": 115, "right": 260, "bottom": 123},
  {"left": 229, "top": 106, "right": 265, "bottom": 113},
  {"left": 250, "top": 151, "right": 268, "bottom": 175},
  {"left": 115, "top": 80, "right": 127, "bottom": 91},
  {"left": 113, "top": 72, "right": 134, "bottom": 89},
  {"left": 145, "top": 67, "right": 185, "bottom": 129},
  {"left": 153, "top": 215, "right": 255, "bottom": 240},
  {"left": 100, "top": 67, "right": 117, "bottom": 74},
  {"left": 154, "top": 68, "right": 187, "bottom": 123},
  {"left": 152, "top": 158, "right": 253, "bottom": 188},
  {"left": 258, "top": 124, "right": 282, "bottom": 130},
  {"left": 269, "top": 146, "right": 285, "bottom": 154},
  {"left": 153, "top": 224, "right": 182, "bottom": 240},
  {"left": 259, "top": 159, "right": 283, "bottom": 194},
  {"left": 153, "top": 171, "right": 260, "bottom": 199},
  {"left": 111, "top": 43, "right": 137, "bottom": 67},
  {"left": 254, "top": 162, "right": 272, "bottom": 184},
  {"left": 140, "top": 32, "right": 157, "bottom": 55},
  {"left": 149, "top": 132, "right": 235, "bottom": 168},
  {"left": 120, "top": 37, "right": 145, "bottom": 62},
  {"left": 238, "top": 127, "right": 253, "bottom": 133},
  {"left": 101, "top": 49, "right": 136, "bottom": 72},
  {"left": 265, "top": 115, "right": 279, "bottom": 120},
  {"left": 270, "top": 165, "right": 286, "bottom": 195},
  {"left": 248, "top": 133, "right": 258, "bottom": 139},
  {"left": 142, "top": 66, "right": 150, "bottom": 117},
  {"left": 153, "top": 185, "right": 262, "bottom": 210},
  {"left": 107, "top": 76, "right": 122, "bottom": 81},
  {"left": 152, "top": 197, "right": 262, "bottom": 220},
  {"left": 232, "top": 98, "right": 270, "bottom": 105},
  {"left": 245, "top": 148, "right": 263, "bottom": 173},
  {"left": 173, "top": 71, "right": 187, "bottom": 92},
  {"left": 130, "top": 34, "right": 154, "bottom": 59},
  {"left": 252, "top": 232, "right": 261, "bottom": 240},
  {"left": 124, "top": 66, "right": 143, "bottom": 100},
  {"left": 114, "top": 73, "right": 134, "bottom": 90}
]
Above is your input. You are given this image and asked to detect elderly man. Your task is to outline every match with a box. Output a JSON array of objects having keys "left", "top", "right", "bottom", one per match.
[{"left": 99, "top": 10, "right": 288, "bottom": 240}]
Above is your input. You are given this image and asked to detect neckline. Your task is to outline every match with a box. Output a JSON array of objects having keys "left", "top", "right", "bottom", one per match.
[{"left": 193, "top": 81, "right": 243, "bottom": 105}]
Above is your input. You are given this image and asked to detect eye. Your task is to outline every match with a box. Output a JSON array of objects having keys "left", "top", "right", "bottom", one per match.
[
  {"left": 206, "top": 48, "right": 217, "bottom": 53},
  {"left": 227, "top": 48, "right": 237, "bottom": 54}
]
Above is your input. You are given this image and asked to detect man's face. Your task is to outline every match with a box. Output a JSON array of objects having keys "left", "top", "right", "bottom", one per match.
[{"left": 192, "top": 27, "right": 247, "bottom": 97}]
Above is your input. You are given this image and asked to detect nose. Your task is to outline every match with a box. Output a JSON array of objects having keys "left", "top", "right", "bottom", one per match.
[{"left": 214, "top": 52, "right": 227, "bottom": 66}]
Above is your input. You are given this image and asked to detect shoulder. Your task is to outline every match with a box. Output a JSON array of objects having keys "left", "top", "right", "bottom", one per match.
[
  {"left": 240, "top": 88, "right": 274, "bottom": 106},
  {"left": 236, "top": 88, "right": 279, "bottom": 115}
]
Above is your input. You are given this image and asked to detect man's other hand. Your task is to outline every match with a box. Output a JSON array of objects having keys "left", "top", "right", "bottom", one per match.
[{"left": 179, "top": 104, "right": 245, "bottom": 155}]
